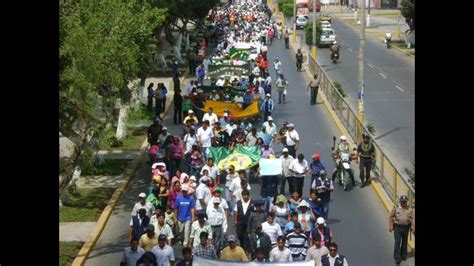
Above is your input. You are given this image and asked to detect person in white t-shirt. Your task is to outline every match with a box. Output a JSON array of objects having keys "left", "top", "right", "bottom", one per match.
[
  {"left": 288, "top": 154, "right": 310, "bottom": 199},
  {"left": 269, "top": 236, "right": 293, "bottom": 262},
  {"left": 195, "top": 176, "right": 212, "bottom": 211},
  {"left": 202, "top": 107, "right": 219, "bottom": 127},
  {"left": 262, "top": 212, "right": 283, "bottom": 246},
  {"left": 196, "top": 121, "right": 214, "bottom": 160},
  {"left": 285, "top": 123, "right": 299, "bottom": 158}
]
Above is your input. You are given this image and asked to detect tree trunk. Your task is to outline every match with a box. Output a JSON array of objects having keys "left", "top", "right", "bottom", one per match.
[
  {"left": 185, "top": 32, "right": 190, "bottom": 51},
  {"left": 116, "top": 104, "right": 129, "bottom": 140}
]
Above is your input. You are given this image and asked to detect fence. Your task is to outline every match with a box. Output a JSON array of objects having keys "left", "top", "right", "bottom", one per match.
[{"left": 308, "top": 57, "right": 415, "bottom": 208}]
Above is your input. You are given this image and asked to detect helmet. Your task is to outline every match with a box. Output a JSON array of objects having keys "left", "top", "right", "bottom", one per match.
[
  {"left": 319, "top": 170, "right": 327, "bottom": 176},
  {"left": 333, "top": 41, "right": 337, "bottom": 45},
  {"left": 362, "top": 133, "right": 370, "bottom": 139},
  {"left": 340, "top": 135, "right": 347, "bottom": 141},
  {"left": 386, "top": 30, "right": 390, "bottom": 33}
]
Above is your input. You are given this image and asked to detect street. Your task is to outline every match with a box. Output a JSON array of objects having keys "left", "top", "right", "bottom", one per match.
[{"left": 85, "top": 34, "right": 413, "bottom": 266}]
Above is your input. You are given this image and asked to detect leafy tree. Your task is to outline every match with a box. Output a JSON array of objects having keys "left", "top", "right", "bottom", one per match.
[
  {"left": 304, "top": 18, "right": 322, "bottom": 46},
  {"left": 282, "top": 3, "right": 294, "bottom": 18},
  {"left": 400, "top": 0, "right": 414, "bottom": 31}
]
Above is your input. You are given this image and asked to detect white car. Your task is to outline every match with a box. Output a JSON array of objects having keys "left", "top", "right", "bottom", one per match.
[
  {"left": 320, "top": 28, "right": 336, "bottom": 47},
  {"left": 321, "top": 21, "right": 331, "bottom": 29},
  {"left": 296, "top": 16, "right": 308, "bottom": 29}
]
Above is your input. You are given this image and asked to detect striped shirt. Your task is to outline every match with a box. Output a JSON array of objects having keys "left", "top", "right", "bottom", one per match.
[
  {"left": 194, "top": 245, "right": 218, "bottom": 260},
  {"left": 285, "top": 232, "right": 308, "bottom": 261}
]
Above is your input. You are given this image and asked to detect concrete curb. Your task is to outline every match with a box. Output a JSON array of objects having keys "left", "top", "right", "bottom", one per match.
[
  {"left": 71, "top": 72, "right": 188, "bottom": 266},
  {"left": 288, "top": 39, "right": 415, "bottom": 252},
  {"left": 376, "top": 37, "right": 415, "bottom": 59}
]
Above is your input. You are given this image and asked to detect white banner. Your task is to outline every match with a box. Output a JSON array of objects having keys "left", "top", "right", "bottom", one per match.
[
  {"left": 258, "top": 158, "right": 282, "bottom": 176},
  {"left": 194, "top": 256, "right": 315, "bottom": 266}
]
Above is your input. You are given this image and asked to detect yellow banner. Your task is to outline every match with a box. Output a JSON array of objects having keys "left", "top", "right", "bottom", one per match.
[{"left": 201, "top": 101, "right": 260, "bottom": 120}]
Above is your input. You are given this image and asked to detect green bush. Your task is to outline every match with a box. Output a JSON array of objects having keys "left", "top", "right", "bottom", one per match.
[
  {"left": 366, "top": 122, "right": 376, "bottom": 135},
  {"left": 82, "top": 159, "right": 130, "bottom": 175},
  {"left": 304, "top": 19, "right": 322, "bottom": 46},
  {"left": 404, "top": 162, "right": 415, "bottom": 189},
  {"left": 128, "top": 103, "right": 154, "bottom": 124},
  {"left": 105, "top": 136, "right": 123, "bottom": 148},
  {"left": 282, "top": 3, "right": 294, "bottom": 17},
  {"left": 333, "top": 81, "right": 347, "bottom": 98}
]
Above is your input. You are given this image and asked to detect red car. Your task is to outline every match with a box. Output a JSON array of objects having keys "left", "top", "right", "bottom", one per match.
[{"left": 309, "top": 2, "right": 321, "bottom": 12}]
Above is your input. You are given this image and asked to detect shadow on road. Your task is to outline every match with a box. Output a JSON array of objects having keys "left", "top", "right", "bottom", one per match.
[{"left": 375, "top": 127, "right": 400, "bottom": 140}]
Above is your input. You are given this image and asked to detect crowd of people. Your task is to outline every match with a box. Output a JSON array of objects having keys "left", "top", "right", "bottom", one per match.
[{"left": 120, "top": 0, "right": 414, "bottom": 266}]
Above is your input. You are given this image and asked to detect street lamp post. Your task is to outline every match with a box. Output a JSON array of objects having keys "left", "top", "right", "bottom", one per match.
[
  {"left": 367, "top": 0, "right": 371, "bottom": 27},
  {"left": 357, "top": 0, "right": 366, "bottom": 140},
  {"left": 312, "top": 0, "right": 317, "bottom": 60},
  {"left": 293, "top": 0, "right": 297, "bottom": 42}
]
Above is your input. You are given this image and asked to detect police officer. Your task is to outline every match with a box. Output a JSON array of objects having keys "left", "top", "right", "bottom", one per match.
[
  {"left": 295, "top": 49, "right": 303, "bottom": 71},
  {"left": 357, "top": 133, "right": 375, "bottom": 187},
  {"left": 388, "top": 195, "right": 414, "bottom": 265},
  {"left": 332, "top": 136, "right": 355, "bottom": 187}
]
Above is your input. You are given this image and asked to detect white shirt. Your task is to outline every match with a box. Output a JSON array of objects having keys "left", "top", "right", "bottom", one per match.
[
  {"left": 226, "top": 123, "right": 237, "bottom": 136},
  {"left": 274, "top": 61, "right": 282, "bottom": 71},
  {"left": 234, "top": 95, "right": 244, "bottom": 103},
  {"left": 216, "top": 79, "right": 225, "bottom": 86},
  {"left": 195, "top": 183, "right": 212, "bottom": 210},
  {"left": 285, "top": 129, "right": 300, "bottom": 146},
  {"left": 265, "top": 76, "right": 272, "bottom": 86},
  {"left": 269, "top": 247, "right": 293, "bottom": 262},
  {"left": 207, "top": 196, "right": 229, "bottom": 211},
  {"left": 225, "top": 172, "right": 239, "bottom": 188},
  {"left": 200, "top": 164, "right": 219, "bottom": 180},
  {"left": 202, "top": 113, "right": 219, "bottom": 126},
  {"left": 234, "top": 198, "right": 251, "bottom": 214},
  {"left": 261, "top": 221, "right": 283, "bottom": 244},
  {"left": 252, "top": 66, "right": 261, "bottom": 76},
  {"left": 197, "top": 126, "right": 214, "bottom": 148},
  {"left": 262, "top": 121, "right": 277, "bottom": 137},
  {"left": 280, "top": 155, "right": 294, "bottom": 177},
  {"left": 183, "top": 134, "right": 197, "bottom": 154},
  {"left": 131, "top": 202, "right": 155, "bottom": 217},
  {"left": 207, "top": 206, "right": 228, "bottom": 233},
  {"left": 151, "top": 245, "right": 175, "bottom": 266},
  {"left": 152, "top": 222, "right": 174, "bottom": 240},
  {"left": 229, "top": 177, "right": 251, "bottom": 193},
  {"left": 210, "top": 94, "right": 221, "bottom": 101},
  {"left": 327, "top": 254, "right": 349, "bottom": 266},
  {"left": 289, "top": 159, "right": 309, "bottom": 177},
  {"left": 305, "top": 245, "right": 329, "bottom": 266}
]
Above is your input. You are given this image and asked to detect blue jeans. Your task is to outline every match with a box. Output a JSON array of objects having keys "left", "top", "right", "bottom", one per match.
[
  {"left": 263, "top": 196, "right": 274, "bottom": 214},
  {"left": 320, "top": 201, "right": 330, "bottom": 220},
  {"left": 278, "top": 89, "right": 285, "bottom": 103}
]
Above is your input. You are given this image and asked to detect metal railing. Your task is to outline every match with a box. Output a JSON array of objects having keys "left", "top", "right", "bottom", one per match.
[{"left": 308, "top": 57, "right": 415, "bottom": 208}]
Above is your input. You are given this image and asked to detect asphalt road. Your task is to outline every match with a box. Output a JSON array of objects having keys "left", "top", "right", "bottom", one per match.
[{"left": 287, "top": 14, "right": 414, "bottom": 176}]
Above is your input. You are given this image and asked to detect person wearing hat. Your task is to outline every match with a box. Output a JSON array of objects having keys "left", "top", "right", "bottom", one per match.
[
  {"left": 296, "top": 200, "right": 316, "bottom": 237},
  {"left": 271, "top": 194, "right": 290, "bottom": 231},
  {"left": 305, "top": 228, "right": 329, "bottom": 266},
  {"left": 285, "top": 123, "right": 299, "bottom": 158},
  {"left": 129, "top": 208, "right": 151, "bottom": 242},
  {"left": 309, "top": 153, "right": 327, "bottom": 195},
  {"left": 356, "top": 133, "right": 376, "bottom": 187},
  {"left": 150, "top": 234, "right": 175, "bottom": 266},
  {"left": 311, "top": 170, "right": 333, "bottom": 220},
  {"left": 285, "top": 222, "right": 308, "bottom": 261},
  {"left": 247, "top": 199, "right": 267, "bottom": 234},
  {"left": 174, "top": 184, "right": 196, "bottom": 247},
  {"left": 121, "top": 238, "right": 146, "bottom": 266},
  {"left": 183, "top": 109, "right": 199, "bottom": 125},
  {"left": 190, "top": 210, "right": 213, "bottom": 249},
  {"left": 260, "top": 93, "right": 274, "bottom": 122},
  {"left": 195, "top": 175, "right": 212, "bottom": 212},
  {"left": 249, "top": 222, "right": 272, "bottom": 261},
  {"left": 310, "top": 217, "right": 333, "bottom": 249},
  {"left": 131, "top": 192, "right": 155, "bottom": 218},
  {"left": 206, "top": 196, "right": 228, "bottom": 255},
  {"left": 220, "top": 234, "right": 249, "bottom": 261},
  {"left": 279, "top": 147, "right": 294, "bottom": 195},
  {"left": 202, "top": 107, "right": 219, "bottom": 127},
  {"left": 389, "top": 195, "right": 414, "bottom": 265},
  {"left": 332, "top": 135, "right": 356, "bottom": 187},
  {"left": 262, "top": 116, "right": 277, "bottom": 141},
  {"left": 139, "top": 224, "right": 159, "bottom": 252}
]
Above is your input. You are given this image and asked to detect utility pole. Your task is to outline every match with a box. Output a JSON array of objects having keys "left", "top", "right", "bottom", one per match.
[
  {"left": 293, "top": 0, "right": 297, "bottom": 42},
  {"left": 357, "top": 0, "right": 366, "bottom": 139},
  {"left": 367, "top": 0, "right": 371, "bottom": 27},
  {"left": 312, "top": 0, "right": 317, "bottom": 60}
]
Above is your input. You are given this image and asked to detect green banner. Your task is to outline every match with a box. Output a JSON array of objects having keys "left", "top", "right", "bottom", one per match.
[{"left": 209, "top": 144, "right": 261, "bottom": 168}]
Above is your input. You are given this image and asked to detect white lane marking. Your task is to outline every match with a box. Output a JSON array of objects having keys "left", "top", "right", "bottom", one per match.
[
  {"left": 395, "top": 85, "right": 405, "bottom": 92},
  {"left": 367, "top": 63, "right": 374, "bottom": 68},
  {"left": 348, "top": 48, "right": 353, "bottom": 52},
  {"left": 379, "top": 72, "right": 387, "bottom": 79}
]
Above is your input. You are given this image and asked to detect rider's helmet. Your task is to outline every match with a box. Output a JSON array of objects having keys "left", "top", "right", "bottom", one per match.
[
  {"left": 340, "top": 135, "right": 347, "bottom": 141},
  {"left": 362, "top": 133, "right": 370, "bottom": 139},
  {"left": 386, "top": 30, "right": 390, "bottom": 33},
  {"left": 333, "top": 41, "right": 337, "bottom": 45},
  {"left": 319, "top": 170, "right": 327, "bottom": 176}
]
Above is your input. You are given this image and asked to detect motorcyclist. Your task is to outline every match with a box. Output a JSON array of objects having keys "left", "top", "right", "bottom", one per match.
[
  {"left": 296, "top": 49, "right": 303, "bottom": 71},
  {"left": 332, "top": 135, "right": 355, "bottom": 186},
  {"left": 385, "top": 30, "right": 392, "bottom": 47},
  {"left": 330, "top": 41, "right": 340, "bottom": 61}
]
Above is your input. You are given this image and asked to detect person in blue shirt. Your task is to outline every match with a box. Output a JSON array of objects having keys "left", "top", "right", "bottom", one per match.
[
  {"left": 284, "top": 211, "right": 299, "bottom": 235},
  {"left": 309, "top": 153, "right": 326, "bottom": 195},
  {"left": 260, "top": 94, "right": 274, "bottom": 122},
  {"left": 258, "top": 127, "right": 272, "bottom": 146},
  {"left": 173, "top": 184, "right": 196, "bottom": 246},
  {"left": 242, "top": 91, "right": 253, "bottom": 109},
  {"left": 241, "top": 77, "right": 249, "bottom": 90},
  {"left": 160, "top": 83, "right": 168, "bottom": 114},
  {"left": 147, "top": 83, "right": 155, "bottom": 113}
]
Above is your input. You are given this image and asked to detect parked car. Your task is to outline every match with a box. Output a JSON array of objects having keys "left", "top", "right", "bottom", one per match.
[
  {"left": 319, "top": 28, "right": 336, "bottom": 47},
  {"left": 320, "top": 13, "right": 332, "bottom": 23},
  {"left": 296, "top": 16, "right": 308, "bottom": 29},
  {"left": 321, "top": 20, "right": 331, "bottom": 29}
]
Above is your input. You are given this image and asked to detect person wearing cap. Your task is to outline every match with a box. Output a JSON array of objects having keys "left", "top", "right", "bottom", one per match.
[
  {"left": 288, "top": 154, "right": 310, "bottom": 198},
  {"left": 202, "top": 107, "right": 219, "bottom": 127},
  {"left": 285, "top": 123, "right": 299, "bottom": 158},
  {"left": 200, "top": 157, "right": 220, "bottom": 183},
  {"left": 183, "top": 110, "right": 199, "bottom": 125},
  {"left": 129, "top": 208, "right": 151, "bottom": 242},
  {"left": 260, "top": 93, "right": 274, "bottom": 122},
  {"left": 311, "top": 170, "right": 333, "bottom": 220},
  {"left": 233, "top": 189, "right": 254, "bottom": 252},
  {"left": 174, "top": 184, "right": 196, "bottom": 247},
  {"left": 196, "top": 120, "right": 214, "bottom": 161},
  {"left": 275, "top": 74, "right": 288, "bottom": 104},
  {"left": 139, "top": 224, "right": 159, "bottom": 252},
  {"left": 151, "top": 234, "right": 175, "bottom": 266},
  {"left": 220, "top": 234, "right": 249, "bottom": 261},
  {"left": 271, "top": 194, "right": 290, "bottom": 231},
  {"left": 285, "top": 222, "right": 308, "bottom": 261},
  {"left": 131, "top": 192, "right": 155, "bottom": 218},
  {"left": 150, "top": 212, "right": 174, "bottom": 246},
  {"left": 321, "top": 242, "right": 348, "bottom": 266},
  {"left": 306, "top": 231, "right": 329, "bottom": 266},
  {"left": 249, "top": 222, "right": 272, "bottom": 261},
  {"left": 190, "top": 211, "right": 213, "bottom": 249},
  {"left": 296, "top": 200, "right": 316, "bottom": 237},
  {"left": 206, "top": 196, "right": 228, "bottom": 255},
  {"left": 121, "top": 238, "right": 146, "bottom": 266},
  {"left": 279, "top": 147, "right": 294, "bottom": 195},
  {"left": 356, "top": 133, "right": 376, "bottom": 187},
  {"left": 310, "top": 153, "right": 327, "bottom": 195},
  {"left": 262, "top": 116, "right": 277, "bottom": 140},
  {"left": 310, "top": 217, "right": 333, "bottom": 249},
  {"left": 247, "top": 199, "right": 267, "bottom": 234},
  {"left": 389, "top": 195, "right": 414, "bottom": 265},
  {"left": 195, "top": 175, "right": 212, "bottom": 212}
]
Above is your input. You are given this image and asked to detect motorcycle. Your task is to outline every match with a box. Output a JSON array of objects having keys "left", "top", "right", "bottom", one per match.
[
  {"left": 337, "top": 152, "right": 352, "bottom": 191},
  {"left": 385, "top": 38, "right": 391, "bottom": 49},
  {"left": 296, "top": 61, "right": 302, "bottom": 71},
  {"left": 331, "top": 52, "right": 339, "bottom": 64}
]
